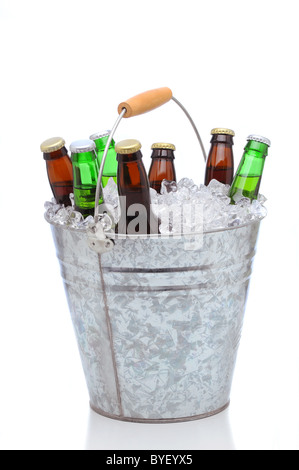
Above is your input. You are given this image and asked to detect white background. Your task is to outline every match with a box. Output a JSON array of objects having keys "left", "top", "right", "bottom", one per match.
[{"left": 0, "top": 0, "right": 299, "bottom": 450}]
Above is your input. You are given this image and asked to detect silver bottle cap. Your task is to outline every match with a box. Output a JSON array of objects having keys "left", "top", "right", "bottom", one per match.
[
  {"left": 247, "top": 134, "right": 271, "bottom": 147},
  {"left": 70, "top": 139, "right": 96, "bottom": 153},
  {"left": 89, "top": 130, "right": 111, "bottom": 141}
]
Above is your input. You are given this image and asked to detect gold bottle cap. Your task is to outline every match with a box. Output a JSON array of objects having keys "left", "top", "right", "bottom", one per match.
[
  {"left": 40, "top": 137, "right": 65, "bottom": 153},
  {"left": 151, "top": 143, "right": 176, "bottom": 151},
  {"left": 115, "top": 139, "right": 142, "bottom": 154},
  {"left": 211, "top": 128, "right": 235, "bottom": 137}
]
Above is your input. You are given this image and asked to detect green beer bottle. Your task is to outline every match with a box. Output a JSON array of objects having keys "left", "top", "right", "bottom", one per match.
[
  {"left": 70, "top": 139, "right": 101, "bottom": 218},
  {"left": 90, "top": 131, "right": 118, "bottom": 187},
  {"left": 229, "top": 135, "right": 271, "bottom": 204}
]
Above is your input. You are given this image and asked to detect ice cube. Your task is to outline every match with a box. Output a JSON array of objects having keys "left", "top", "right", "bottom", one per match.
[
  {"left": 160, "top": 180, "right": 178, "bottom": 195},
  {"left": 79, "top": 215, "right": 95, "bottom": 227},
  {"left": 207, "top": 179, "right": 227, "bottom": 193},
  {"left": 99, "top": 213, "right": 113, "bottom": 231},
  {"left": 177, "top": 178, "right": 195, "bottom": 189},
  {"left": 103, "top": 178, "right": 119, "bottom": 208},
  {"left": 68, "top": 210, "right": 84, "bottom": 227},
  {"left": 198, "top": 191, "right": 213, "bottom": 204},
  {"left": 52, "top": 208, "right": 70, "bottom": 225},
  {"left": 258, "top": 193, "right": 267, "bottom": 204},
  {"left": 236, "top": 197, "right": 251, "bottom": 208},
  {"left": 217, "top": 194, "right": 231, "bottom": 206},
  {"left": 150, "top": 188, "right": 158, "bottom": 204},
  {"left": 44, "top": 201, "right": 52, "bottom": 210},
  {"left": 250, "top": 199, "right": 267, "bottom": 218},
  {"left": 176, "top": 187, "right": 191, "bottom": 202},
  {"left": 189, "top": 184, "right": 200, "bottom": 193},
  {"left": 44, "top": 200, "right": 62, "bottom": 219}
]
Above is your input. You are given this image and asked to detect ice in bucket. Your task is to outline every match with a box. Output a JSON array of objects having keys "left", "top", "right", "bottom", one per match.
[{"left": 45, "top": 177, "right": 267, "bottom": 234}]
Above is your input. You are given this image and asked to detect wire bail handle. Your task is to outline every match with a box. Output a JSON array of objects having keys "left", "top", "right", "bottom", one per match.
[
  {"left": 88, "top": 88, "right": 206, "bottom": 253},
  {"left": 94, "top": 87, "right": 206, "bottom": 223}
]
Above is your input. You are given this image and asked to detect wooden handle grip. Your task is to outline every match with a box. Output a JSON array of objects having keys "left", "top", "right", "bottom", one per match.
[{"left": 118, "top": 87, "right": 173, "bottom": 118}]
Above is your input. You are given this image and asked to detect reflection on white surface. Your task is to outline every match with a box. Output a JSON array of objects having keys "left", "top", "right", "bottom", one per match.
[{"left": 85, "top": 408, "right": 235, "bottom": 450}]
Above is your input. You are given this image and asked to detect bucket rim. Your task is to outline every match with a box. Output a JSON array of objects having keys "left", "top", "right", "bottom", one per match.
[{"left": 45, "top": 212, "right": 265, "bottom": 238}]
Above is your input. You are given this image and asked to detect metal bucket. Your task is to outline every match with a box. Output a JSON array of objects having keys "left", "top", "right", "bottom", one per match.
[
  {"left": 46, "top": 87, "right": 264, "bottom": 422},
  {"left": 48, "top": 218, "right": 262, "bottom": 423}
]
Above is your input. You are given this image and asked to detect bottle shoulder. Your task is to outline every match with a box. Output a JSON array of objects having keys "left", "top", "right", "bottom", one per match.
[
  {"left": 71, "top": 151, "right": 97, "bottom": 163},
  {"left": 46, "top": 154, "right": 72, "bottom": 168},
  {"left": 207, "top": 144, "right": 234, "bottom": 167},
  {"left": 44, "top": 147, "right": 70, "bottom": 161},
  {"left": 243, "top": 148, "right": 267, "bottom": 159}
]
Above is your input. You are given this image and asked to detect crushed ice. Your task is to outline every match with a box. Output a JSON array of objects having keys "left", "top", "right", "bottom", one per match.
[{"left": 44, "top": 177, "right": 267, "bottom": 233}]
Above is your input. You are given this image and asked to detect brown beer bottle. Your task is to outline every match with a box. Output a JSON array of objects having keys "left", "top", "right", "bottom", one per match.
[
  {"left": 41, "top": 137, "right": 73, "bottom": 206},
  {"left": 148, "top": 143, "right": 177, "bottom": 193},
  {"left": 204, "top": 128, "right": 235, "bottom": 186},
  {"left": 115, "top": 139, "right": 157, "bottom": 235}
]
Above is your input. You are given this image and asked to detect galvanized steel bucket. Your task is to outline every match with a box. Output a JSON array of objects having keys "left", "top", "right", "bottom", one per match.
[
  {"left": 48, "top": 220, "right": 262, "bottom": 422},
  {"left": 46, "top": 88, "right": 264, "bottom": 422}
]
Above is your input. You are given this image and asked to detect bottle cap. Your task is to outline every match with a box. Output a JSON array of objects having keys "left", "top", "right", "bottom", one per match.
[
  {"left": 40, "top": 137, "right": 65, "bottom": 153},
  {"left": 151, "top": 143, "right": 176, "bottom": 151},
  {"left": 70, "top": 139, "right": 96, "bottom": 154},
  {"left": 115, "top": 139, "right": 142, "bottom": 154},
  {"left": 89, "top": 130, "right": 111, "bottom": 141},
  {"left": 247, "top": 134, "right": 271, "bottom": 147},
  {"left": 211, "top": 128, "right": 235, "bottom": 136}
]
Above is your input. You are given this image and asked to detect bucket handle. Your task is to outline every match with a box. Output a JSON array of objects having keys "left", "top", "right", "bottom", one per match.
[{"left": 88, "top": 87, "right": 206, "bottom": 253}]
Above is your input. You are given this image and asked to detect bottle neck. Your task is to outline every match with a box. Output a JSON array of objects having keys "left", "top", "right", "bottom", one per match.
[
  {"left": 228, "top": 140, "right": 269, "bottom": 203},
  {"left": 210, "top": 135, "right": 234, "bottom": 146},
  {"left": 117, "top": 150, "right": 143, "bottom": 163},
  {"left": 151, "top": 149, "right": 175, "bottom": 159},
  {"left": 94, "top": 136, "right": 115, "bottom": 151},
  {"left": 43, "top": 146, "right": 68, "bottom": 161},
  {"left": 244, "top": 140, "right": 269, "bottom": 158},
  {"left": 71, "top": 150, "right": 97, "bottom": 163}
]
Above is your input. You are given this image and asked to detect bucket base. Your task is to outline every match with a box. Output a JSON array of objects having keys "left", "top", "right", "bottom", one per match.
[{"left": 90, "top": 401, "right": 230, "bottom": 424}]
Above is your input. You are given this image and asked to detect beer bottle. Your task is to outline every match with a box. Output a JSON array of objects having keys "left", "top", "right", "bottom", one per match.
[
  {"left": 204, "top": 128, "right": 235, "bottom": 186},
  {"left": 229, "top": 135, "right": 271, "bottom": 204},
  {"left": 115, "top": 139, "right": 157, "bottom": 235},
  {"left": 70, "top": 139, "right": 101, "bottom": 218},
  {"left": 41, "top": 137, "right": 73, "bottom": 206},
  {"left": 90, "top": 131, "right": 118, "bottom": 187},
  {"left": 148, "top": 143, "right": 177, "bottom": 193}
]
